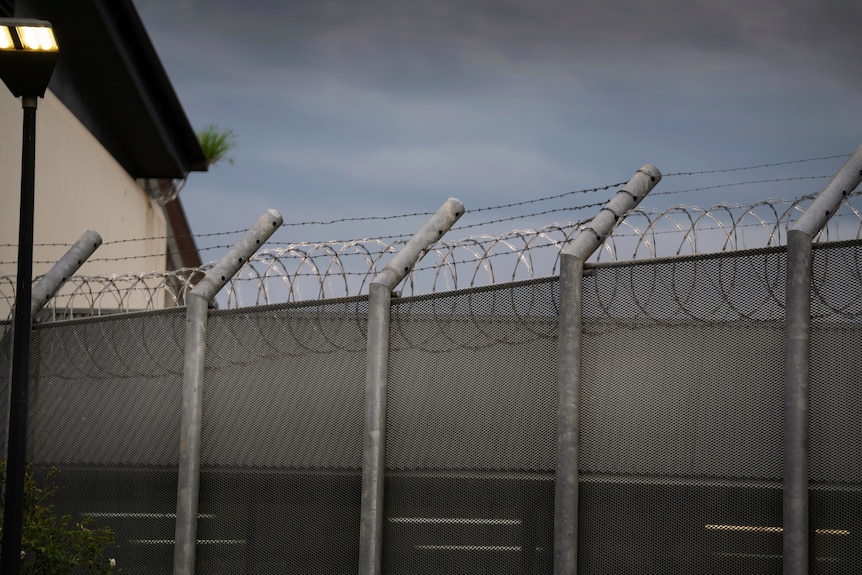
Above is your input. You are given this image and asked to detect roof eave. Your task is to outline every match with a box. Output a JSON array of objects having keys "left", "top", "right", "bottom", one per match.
[{"left": 17, "top": 0, "right": 208, "bottom": 178}]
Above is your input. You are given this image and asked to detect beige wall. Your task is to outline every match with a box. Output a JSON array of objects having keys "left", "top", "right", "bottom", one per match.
[{"left": 0, "top": 89, "right": 169, "bottom": 318}]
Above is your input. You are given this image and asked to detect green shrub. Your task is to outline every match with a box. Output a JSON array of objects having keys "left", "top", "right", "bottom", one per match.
[{"left": 1, "top": 462, "right": 117, "bottom": 574}]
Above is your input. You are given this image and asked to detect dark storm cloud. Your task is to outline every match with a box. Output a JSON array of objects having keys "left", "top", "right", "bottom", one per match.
[
  {"left": 132, "top": 0, "right": 862, "bottom": 249},
  {"left": 142, "top": 0, "right": 861, "bottom": 93}
]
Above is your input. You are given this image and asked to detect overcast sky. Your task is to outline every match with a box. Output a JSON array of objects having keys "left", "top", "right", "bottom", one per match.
[{"left": 134, "top": 0, "right": 861, "bottom": 256}]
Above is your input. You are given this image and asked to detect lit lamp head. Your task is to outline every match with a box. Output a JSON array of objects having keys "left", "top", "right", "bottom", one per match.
[{"left": 0, "top": 18, "right": 59, "bottom": 98}]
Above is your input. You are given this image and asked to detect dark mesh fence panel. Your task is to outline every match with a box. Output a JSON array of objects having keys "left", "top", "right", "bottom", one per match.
[
  {"left": 580, "top": 242, "right": 862, "bottom": 575},
  {"left": 809, "top": 241, "right": 862, "bottom": 571},
  {"left": 198, "top": 298, "right": 368, "bottom": 574},
  {"left": 580, "top": 249, "right": 788, "bottom": 575},
  {"left": 384, "top": 279, "right": 558, "bottom": 575},
  {"left": 27, "top": 309, "right": 186, "bottom": 574},
  {"left": 6, "top": 240, "right": 860, "bottom": 575}
]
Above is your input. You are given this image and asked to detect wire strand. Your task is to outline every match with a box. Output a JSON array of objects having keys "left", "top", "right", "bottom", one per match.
[
  {"left": 1, "top": 152, "right": 853, "bottom": 263},
  {"left": 662, "top": 154, "right": 848, "bottom": 177}
]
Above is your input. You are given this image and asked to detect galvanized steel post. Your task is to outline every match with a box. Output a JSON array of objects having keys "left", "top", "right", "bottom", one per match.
[
  {"left": 173, "top": 209, "right": 283, "bottom": 575},
  {"left": 3, "top": 230, "right": 102, "bottom": 454},
  {"left": 29, "top": 230, "right": 103, "bottom": 316},
  {"left": 554, "top": 165, "right": 661, "bottom": 575},
  {"left": 359, "top": 198, "right": 464, "bottom": 575},
  {"left": 784, "top": 227, "right": 812, "bottom": 575},
  {"left": 784, "top": 144, "right": 862, "bottom": 575}
]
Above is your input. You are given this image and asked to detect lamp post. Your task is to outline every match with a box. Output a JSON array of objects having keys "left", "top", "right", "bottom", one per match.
[{"left": 0, "top": 18, "right": 58, "bottom": 575}]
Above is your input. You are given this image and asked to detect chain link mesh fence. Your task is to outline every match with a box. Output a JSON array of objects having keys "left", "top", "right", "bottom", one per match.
[{"left": 1, "top": 240, "right": 860, "bottom": 574}]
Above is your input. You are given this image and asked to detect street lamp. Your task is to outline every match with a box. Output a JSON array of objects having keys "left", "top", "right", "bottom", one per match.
[{"left": 0, "top": 18, "right": 58, "bottom": 575}]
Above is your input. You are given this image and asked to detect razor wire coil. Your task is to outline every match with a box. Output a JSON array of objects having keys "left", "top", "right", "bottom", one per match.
[{"left": 2, "top": 193, "right": 862, "bottom": 321}]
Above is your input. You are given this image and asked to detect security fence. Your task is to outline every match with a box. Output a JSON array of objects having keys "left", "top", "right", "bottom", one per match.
[
  {"left": 1, "top": 237, "right": 861, "bottom": 574},
  {"left": 3, "top": 155, "right": 862, "bottom": 575}
]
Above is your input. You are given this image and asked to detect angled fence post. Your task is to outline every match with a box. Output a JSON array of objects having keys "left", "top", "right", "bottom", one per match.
[
  {"left": 784, "top": 144, "right": 862, "bottom": 575},
  {"left": 29, "top": 230, "right": 103, "bottom": 318},
  {"left": 173, "top": 209, "right": 283, "bottom": 575},
  {"left": 3, "top": 229, "right": 102, "bottom": 453},
  {"left": 359, "top": 198, "right": 465, "bottom": 575},
  {"left": 554, "top": 165, "right": 661, "bottom": 575}
]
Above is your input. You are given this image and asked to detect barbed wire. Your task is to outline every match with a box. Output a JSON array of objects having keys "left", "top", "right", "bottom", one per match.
[
  {"left": 2, "top": 193, "right": 861, "bottom": 321},
  {"left": 651, "top": 175, "right": 832, "bottom": 197},
  {"left": 1, "top": 151, "right": 846, "bottom": 262},
  {"left": 0, "top": 175, "right": 836, "bottom": 266},
  {"left": 661, "top": 154, "right": 848, "bottom": 177}
]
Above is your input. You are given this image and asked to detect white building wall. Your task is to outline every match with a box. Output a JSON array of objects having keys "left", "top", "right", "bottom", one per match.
[{"left": 0, "top": 89, "right": 169, "bottom": 318}]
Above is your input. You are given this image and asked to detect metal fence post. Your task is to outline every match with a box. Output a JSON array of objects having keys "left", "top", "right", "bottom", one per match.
[
  {"left": 359, "top": 198, "right": 464, "bottom": 575},
  {"left": 555, "top": 165, "right": 661, "bottom": 575},
  {"left": 29, "top": 230, "right": 103, "bottom": 318},
  {"left": 784, "top": 227, "right": 812, "bottom": 575},
  {"left": 2, "top": 229, "right": 102, "bottom": 454},
  {"left": 173, "top": 209, "right": 283, "bottom": 575},
  {"left": 784, "top": 144, "right": 862, "bottom": 575}
]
